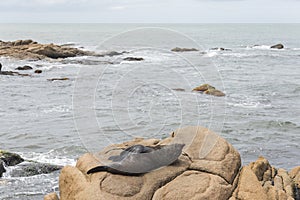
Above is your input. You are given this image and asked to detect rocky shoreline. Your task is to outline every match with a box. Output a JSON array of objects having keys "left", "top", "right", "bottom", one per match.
[
  {"left": 0, "top": 150, "right": 62, "bottom": 178},
  {"left": 43, "top": 126, "right": 300, "bottom": 200}
]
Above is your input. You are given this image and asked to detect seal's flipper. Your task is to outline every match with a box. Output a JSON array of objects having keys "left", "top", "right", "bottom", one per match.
[{"left": 87, "top": 166, "right": 109, "bottom": 174}]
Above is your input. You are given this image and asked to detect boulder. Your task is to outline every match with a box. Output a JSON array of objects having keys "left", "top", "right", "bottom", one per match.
[
  {"left": 34, "top": 69, "right": 42, "bottom": 74},
  {"left": 271, "top": 44, "right": 284, "bottom": 49},
  {"left": 0, "top": 160, "right": 6, "bottom": 177},
  {"left": 171, "top": 47, "right": 199, "bottom": 52},
  {"left": 44, "top": 192, "right": 59, "bottom": 200},
  {"left": 0, "top": 150, "right": 24, "bottom": 166},
  {"left": 230, "top": 157, "right": 296, "bottom": 200},
  {"left": 193, "top": 84, "right": 225, "bottom": 97},
  {"left": 15, "top": 65, "right": 33, "bottom": 70},
  {"left": 9, "top": 161, "right": 62, "bottom": 177},
  {"left": 123, "top": 57, "right": 144, "bottom": 61},
  {"left": 56, "top": 126, "right": 241, "bottom": 200}
]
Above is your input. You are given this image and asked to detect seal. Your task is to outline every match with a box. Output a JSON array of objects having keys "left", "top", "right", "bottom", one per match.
[{"left": 87, "top": 143, "right": 185, "bottom": 176}]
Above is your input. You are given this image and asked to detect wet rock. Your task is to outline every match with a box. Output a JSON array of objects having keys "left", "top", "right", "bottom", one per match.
[
  {"left": 271, "top": 43, "right": 284, "bottom": 49},
  {"left": 44, "top": 192, "right": 59, "bottom": 200},
  {"left": 47, "top": 78, "right": 69, "bottom": 81},
  {"left": 15, "top": 65, "right": 33, "bottom": 70},
  {"left": 172, "top": 88, "right": 185, "bottom": 92},
  {"left": 123, "top": 57, "right": 144, "bottom": 61},
  {"left": 98, "top": 51, "right": 127, "bottom": 57},
  {"left": 56, "top": 126, "right": 240, "bottom": 200},
  {"left": 34, "top": 69, "right": 42, "bottom": 74},
  {"left": 171, "top": 47, "right": 199, "bottom": 52},
  {"left": 193, "top": 84, "right": 225, "bottom": 97},
  {"left": 0, "top": 160, "right": 6, "bottom": 177},
  {"left": 210, "top": 47, "right": 231, "bottom": 51},
  {"left": 9, "top": 161, "right": 62, "bottom": 177},
  {"left": 0, "top": 39, "right": 94, "bottom": 60},
  {"left": 0, "top": 150, "right": 24, "bottom": 166}
]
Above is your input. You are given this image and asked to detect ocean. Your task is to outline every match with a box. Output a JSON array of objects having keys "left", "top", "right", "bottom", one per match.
[{"left": 0, "top": 23, "right": 300, "bottom": 199}]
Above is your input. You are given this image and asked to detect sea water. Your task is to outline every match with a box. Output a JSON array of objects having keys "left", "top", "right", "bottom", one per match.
[{"left": 0, "top": 23, "right": 299, "bottom": 199}]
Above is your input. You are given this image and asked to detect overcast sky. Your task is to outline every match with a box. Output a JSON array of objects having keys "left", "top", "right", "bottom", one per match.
[{"left": 0, "top": 0, "right": 300, "bottom": 23}]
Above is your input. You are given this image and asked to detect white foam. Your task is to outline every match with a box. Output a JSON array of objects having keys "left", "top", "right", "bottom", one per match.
[
  {"left": 203, "top": 51, "right": 218, "bottom": 57},
  {"left": 251, "top": 45, "right": 271, "bottom": 50},
  {"left": 18, "top": 151, "right": 76, "bottom": 166}
]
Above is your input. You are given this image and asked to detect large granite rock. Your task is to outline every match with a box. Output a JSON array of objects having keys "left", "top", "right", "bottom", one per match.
[
  {"left": 0, "top": 40, "right": 94, "bottom": 60},
  {"left": 56, "top": 126, "right": 241, "bottom": 200},
  {"left": 230, "top": 156, "right": 296, "bottom": 200}
]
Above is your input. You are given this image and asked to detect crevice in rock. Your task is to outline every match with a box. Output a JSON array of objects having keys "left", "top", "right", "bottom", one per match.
[{"left": 294, "top": 184, "right": 300, "bottom": 200}]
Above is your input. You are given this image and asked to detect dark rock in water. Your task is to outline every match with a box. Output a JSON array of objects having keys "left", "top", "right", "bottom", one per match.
[
  {"left": 34, "top": 69, "right": 42, "bottom": 74},
  {"left": 193, "top": 84, "right": 225, "bottom": 97},
  {"left": 270, "top": 44, "right": 284, "bottom": 49},
  {"left": 9, "top": 161, "right": 63, "bottom": 177},
  {"left": 0, "top": 160, "right": 6, "bottom": 177},
  {"left": 87, "top": 143, "right": 185, "bottom": 175},
  {"left": 172, "top": 88, "right": 185, "bottom": 92},
  {"left": 0, "top": 150, "right": 24, "bottom": 166},
  {"left": 97, "top": 51, "right": 128, "bottom": 57},
  {"left": 123, "top": 57, "right": 144, "bottom": 61},
  {"left": 15, "top": 65, "right": 33, "bottom": 70},
  {"left": 47, "top": 77, "right": 69, "bottom": 81},
  {"left": 171, "top": 47, "right": 199, "bottom": 52},
  {"left": 210, "top": 47, "right": 231, "bottom": 51}
]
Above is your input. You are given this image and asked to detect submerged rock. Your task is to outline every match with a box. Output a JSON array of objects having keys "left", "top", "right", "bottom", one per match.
[
  {"left": 171, "top": 47, "right": 199, "bottom": 52},
  {"left": 123, "top": 57, "right": 144, "bottom": 61},
  {"left": 15, "top": 65, "right": 33, "bottom": 70},
  {"left": 270, "top": 43, "right": 284, "bottom": 49},
  {"left": 47, "top": 78, "right": 69, "bottom": 81},
  {"left": 0, "top": 160, "right": 6, "bottom": 177},
  {"left": 9, "top": 161, "right": 63, "bottom": 177},
  {"left": 34, "top": 69, "right": 42, "bottom": 74},
  {"left": 193, "top": 84, "right": 225, "bottom": 97},
  {"left": 0, "top": 150, "right": 24, "bottom": 166}
]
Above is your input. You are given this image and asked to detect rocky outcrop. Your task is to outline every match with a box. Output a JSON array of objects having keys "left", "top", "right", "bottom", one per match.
[
  {"left": 171, "top": 47, "right": 199, "bottom": 52},
  {"left": 0, "top": 150, "right": 24, "bottom": 166},
  {"left": 123, "top": 57, "right": 144, "bottom": 61},
  {"left": 271, "top": 44, "right": 284, "bottom": 49},
  {"left": 0, "top": 150, "right": 62, "bottom": 178},
  {"left": 53, "top": 126, "right": 241, "bottom": 200},
  {"left": 34, "top": 69, "right": 42, "bottom": 74},
  {"left": 0, "top": 39, "right": 94, "bottom": 60},
  {"left": 193, "top": 83, "right": 225, "bottom": 97},
  {"left": 230, "top": 156, "right": 297, "bottom": 200}
]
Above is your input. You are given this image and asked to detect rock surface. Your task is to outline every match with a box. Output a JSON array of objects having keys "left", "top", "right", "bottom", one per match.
[
  {"left": 0, "top": 150, "right": 62, "bottom": 178},
  {"left": 123, "top": 57, "right": 144, "bottom": 61},
  {"left": 45, "top": 126, "right": 300, "bottom": 200},
  {"left": 193, "top": 83, "right": 225, "bottom": 97},
  {"left": 0, "top": 39, "right": 94, "bottom": 60},
  {"left": 171, "top": 47, "right": 199, "bottom": 52},
  {"left": 230, "top": 156, "right": 297, "bottom": 200},
  {"left": 55, "top": 126, "right": 241, "bottom": 200},
  {"left": 271, "top": 43, "right": 284, "bottom": 49},
  {"left": 15, "top": 65, "right": 33, "bottom": 70}
]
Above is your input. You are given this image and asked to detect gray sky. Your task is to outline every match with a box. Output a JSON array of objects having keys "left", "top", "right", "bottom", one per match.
[{"left": 0, "top": 0, "right": 300, "bottom": 23}]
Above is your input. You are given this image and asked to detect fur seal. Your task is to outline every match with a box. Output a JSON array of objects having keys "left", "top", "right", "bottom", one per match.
[{"left": 87, "top": 143, "right": 185, "bottom": 175}]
